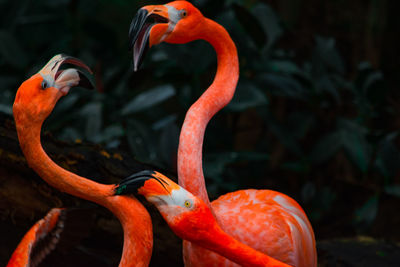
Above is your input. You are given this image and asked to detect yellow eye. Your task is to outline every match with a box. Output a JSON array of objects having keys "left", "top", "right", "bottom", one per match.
[{"left": 184, "top": 200, "right": 192, "bottom": 208}]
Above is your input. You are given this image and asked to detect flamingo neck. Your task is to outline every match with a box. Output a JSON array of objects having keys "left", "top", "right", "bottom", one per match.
[
  {"left": 177, "top": 18, "right": 239, "bottom": 208},
  {"left": 14, "top": 117, "right": 153, "bottom": 267},
  {"left": 199, "top": 223, "right": 290, "bottom": 267},
  {"left": 109, "top": 196, "right": 153, "bottom": 267},
  {"left": 14, "top": 118, "right": 113, "bottom": 204}
]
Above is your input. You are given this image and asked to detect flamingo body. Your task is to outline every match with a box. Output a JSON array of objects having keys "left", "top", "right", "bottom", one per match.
[{"left": 184, "top": 190, "right": 315, "bottom": 267}]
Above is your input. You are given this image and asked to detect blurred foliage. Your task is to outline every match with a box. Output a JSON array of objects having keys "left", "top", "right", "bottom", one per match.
[{"left": 1, "top": 0, "right": 400, "bottom": 236}]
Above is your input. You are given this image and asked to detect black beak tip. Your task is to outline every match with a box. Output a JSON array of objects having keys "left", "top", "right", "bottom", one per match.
[
  {"left": 114, "top": 170, "right": 156, "bottom": 195},
  {"left": 126, "top": 170, "right": 156, "bottom": 180},
  {"left": 57, "top": 54, "right": 94, "bottom": 75},
  {"left": 129, "top": 8, "right": 149, "bottom": 47},
  {"left": 129, "top": 8, "right": 152, "bottom": 72},
  {"left": 77, "top": 70, "right": 96, "bottom": 90}
]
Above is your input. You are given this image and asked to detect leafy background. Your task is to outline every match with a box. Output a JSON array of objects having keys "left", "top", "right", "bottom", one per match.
[{"left": 1, "top": 0, "right": 400, "bottom": 260}]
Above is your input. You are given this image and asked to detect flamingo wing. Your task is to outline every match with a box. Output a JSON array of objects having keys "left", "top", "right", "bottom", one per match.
[
  {"left": 183, "top": 189, "right": 317, "bottom": 267},
  {"left": 7, "top": 208, "right": 95, "bottom": 267}
]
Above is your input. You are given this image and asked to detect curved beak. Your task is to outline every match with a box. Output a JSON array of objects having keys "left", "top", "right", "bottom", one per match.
[
  {"left": 128, "top": 5, "right": 170, "bottom": 71},
  {"left": 115, "top": 170, "right": 178, "bottom": 198},
  {"left": 39, "top": 54, "right": 95, "bottom": 95}
]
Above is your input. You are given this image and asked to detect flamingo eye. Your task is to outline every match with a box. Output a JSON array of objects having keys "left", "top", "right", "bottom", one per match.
[
  {"left": 184, "top": 200, "right": 192, "bottom": 208},
  {"left": 41, "top": 80, "right": 48, "bottom": 90},
  {"left": 180, "top": 9, "right": 187, "bottom": 18}
]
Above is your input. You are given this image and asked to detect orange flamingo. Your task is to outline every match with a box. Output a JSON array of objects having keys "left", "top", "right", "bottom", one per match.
[
  {"left": 7, "top": 208, "right": 65, "bottom": 267},
  {"left": 12, "top": 54, "right": 153, "bottom": 267},
  {"left": 128, "top": 1, "right": 317, "bottom": 266},
  {"left": 7, "top": 208, "right": 94, "bottom": 267},
  {"left": 116, "top": 170, "right": 290, "bottom": 267}
]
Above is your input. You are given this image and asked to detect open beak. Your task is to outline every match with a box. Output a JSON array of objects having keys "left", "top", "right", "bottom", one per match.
[
  {"left": 115, "top": 170, "right": 178, "bottom": 198},
  {"left": 39, "top": 54, "right": 95, "bottom": 95},
  {"left": 128, "top": 5, "right": 170, "bottom": 71}
]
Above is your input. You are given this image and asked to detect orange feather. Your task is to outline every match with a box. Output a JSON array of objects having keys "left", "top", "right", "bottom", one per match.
[{"left": 130, "top": 1, "right": 317, "bottom": 266}]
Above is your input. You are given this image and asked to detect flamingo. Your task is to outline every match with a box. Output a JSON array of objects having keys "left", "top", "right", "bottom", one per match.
[
  {"left": 12, "top": 54, "right": 153, "bottom": 267},
  {"left": 7, "top": 208, "right": 93, "bottom": 267},
  {"left": 128, "top": 1, "right": 317, "bottom": 266},
  {"left": 116, "top": 170, "right": 291, "bottom": 267},
  {"left": 7, "top": 208, "right": 66, "bottom": 267}
]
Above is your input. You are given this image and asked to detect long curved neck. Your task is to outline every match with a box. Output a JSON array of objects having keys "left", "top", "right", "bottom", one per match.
[
  {"left": 109, "top": 196, "right": 153, "bottom": 267},
  {"left": 200, "top": 224, "right": 290, "bottom": 267},
  {"left": 15, "top": 118, "right": 112, "bottom": 203},
  {"left": 14, "top": 116, "right": 152, "bottom": 267},
  {"left": 177, "top": 18, "right": 239, "bottom": 208}
]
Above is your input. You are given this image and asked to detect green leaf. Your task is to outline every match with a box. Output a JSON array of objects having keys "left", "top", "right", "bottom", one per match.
[
  {"left": 316, "top": 76, "right": 341, "bottom": 103},
  {"left": 121, "top": 85, "right": 175, "bottom": 115},
  {"left": 152, "top": 114, "right": 177, "bottom": 130},
  {"left": 81, "top": 102, "right": 103, "bottom": 142},
  {"left": 158, "top": 122, "right": 179, "bottom": 167},
  {"left": 52, "top": 94, "right": 80, "bottom": 115},
  {"left": 313, "top": 36, "right": 345, "bottom": 75},
  {"left": 358, "top": 61, "right": 372, "bottom": 71},
  {"left": 59, "top": 127, "right": 82, "bottom": 141},
  {"left": 310, "top": 119, "right": 370, "bottom": 171},
  {"left": 362, "top": 71, "right": 383, "bottom": 93},
  {"left": 384, "top": 185, "right": 400, "bottom": 198},
  {"left": 227, "top": 83, "right": 268, "bottom": 111},
  {"left": 252, "top": 3, "right": 283, "bottom": 49},
  {"left": 204, "top": 152, "right": 269, "bottom": 178},
  {"left": 267, "top": 119, "right": 303, "bottom": 156},
  {"left": 232, "top": 4, "right": 266, "bottom": 48},
  {"left": 310, "top": 186, "right": 336, "bottom": 221},
  {"left": 337, "top": 118, "right": 368, "bottom": 135},
  {"left": 375, "top": 133, "right": 400, "bottom": 177},
  {"left": 338, "top": 119, "right": 370, "bottom": 172},
  {"left": 99, "top": 124, "right": 124, "bottom": 143},
  {"left": 355, "top": 195, "right": 379, "bottom": 227},
  {"left": 267, "top": 60, "right": 303, "bottom": 75},
  {"left": 342, "top": 130, "right": 370, "bottom": 173},
  {"left": 287, "top": 112, "right": 314, "bottom": 139},
  {"left": 310, "top": 132, "right": 342, "bottom": 164},
  {"left": 126, "top": 119, "right": 157, "bottom": 163},
  {"left": 0, "top": 103, "right": 12, "bottom": 115},
  {"left": 258, "top": 73, "right": 306, "bottom": 99}
]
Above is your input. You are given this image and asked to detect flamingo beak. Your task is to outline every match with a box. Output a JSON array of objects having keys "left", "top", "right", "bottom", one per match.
[
  {"left": 39, "top": 54, "right": 95, "bottom": 95},
  {"left": 115, "top": 170, "right": 175, "bottom": 198},
  {"left": 128, "top": 5, "right": 170, "bottom": 71}
]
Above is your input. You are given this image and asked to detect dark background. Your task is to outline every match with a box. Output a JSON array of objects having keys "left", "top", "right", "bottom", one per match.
[{"left": 1, "top": 0, "right": 400, "bottom": 266}]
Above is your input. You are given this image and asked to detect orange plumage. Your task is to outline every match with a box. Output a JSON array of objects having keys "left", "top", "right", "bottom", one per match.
[
  {"left": 7, "top": 209, "right": 62, "bottom": 267},
  {"left": 128, "top": 1, "right": 317, "bottom": 266},
  {"left": 117, "top": 171, "right": 292, "bottom": 267},
  {"left": 12, "top": 55, "right": 153, "bottom": 267}
]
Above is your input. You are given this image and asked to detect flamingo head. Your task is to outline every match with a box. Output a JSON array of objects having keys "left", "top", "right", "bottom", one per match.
[
  {"left": 129, "top": 1, "right": 205, "bottom": 70},
  {"left": 13, "top": 54, "right": 94, "bottom": 124},
  {"left": 115, "top": 170, "right": 218, "bottom": 243}
]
